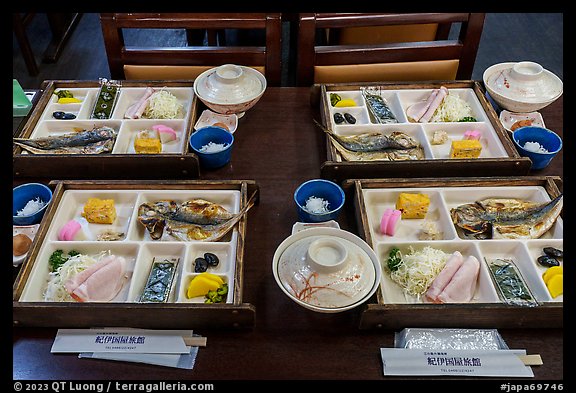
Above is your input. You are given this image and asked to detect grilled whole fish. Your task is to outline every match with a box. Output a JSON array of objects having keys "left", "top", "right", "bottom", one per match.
[
  {"left": 138, "top": 192, "right": 257, "bottom": 241},
  {"left": 450, "top": 195, "right": 563, "bottom": 239},
  {"left": 314, "top": 119, "right": 418, "bottom": 152},
  {"left": 13, "top": 126, "right": 117, "bottom": 154},
  {"left": 140, "top": 199, "right": 234, "bottom": 226},
  {"left": 330, "top": 134, "right": 425, "bottom": 162}
]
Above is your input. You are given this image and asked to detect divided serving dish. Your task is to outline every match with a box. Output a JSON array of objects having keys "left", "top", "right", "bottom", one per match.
[
  {"left": 318, "top": 81, "right": 532, "bottom": 182},
  {"left": 13, "top": 80, "right": 201, "bottom": 179},
  {"left": 13, "top": 180, "right": 259, "bottom": 329},
  {"left": 343, "top": 176, "right": 563, "bottom": 329}
]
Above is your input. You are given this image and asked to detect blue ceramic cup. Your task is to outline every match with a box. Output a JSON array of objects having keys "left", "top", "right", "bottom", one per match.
[
  {"left": 189, "top": 126, "right": 234, "bottom": 169},
  {"left": 13, "top": 183, "right": 53, "bottom": 225},
  {"left": 512, "top": 126, "right": 562, "bottom": 170},
  {"left": 294, "top": 179, "right": 345, "bottom": 223}
]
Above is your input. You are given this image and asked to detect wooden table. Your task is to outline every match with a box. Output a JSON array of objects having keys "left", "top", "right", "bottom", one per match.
[{"left": 12, "top": 87, "right": 563, "bottom": 381}]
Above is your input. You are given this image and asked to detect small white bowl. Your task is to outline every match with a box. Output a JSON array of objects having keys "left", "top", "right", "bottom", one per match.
[
  {"left": 194, "top": 109, "right": 238, "bottom": 133},
  {"left": 499, "top": 110, "right": 545, "bottom": 133},
  {"left": 13, "top": 224, "right": 39, "bottom": 266},
  {"left": 483, "top": 61, "right": 563, "bottom": 112}
]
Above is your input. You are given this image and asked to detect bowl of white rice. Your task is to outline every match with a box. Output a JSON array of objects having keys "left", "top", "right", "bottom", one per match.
[
  {"left": 13, "top": 183, "right": 53, "bottom": 225},
  {"left": 512, "top": 126, "right": 562, "bottom": 170},
  {"left": 294, "top": 179, "right": 345, "bottom": 223},
  {"left": 189, "top": 126, "right": 234, "bottom": 170}
]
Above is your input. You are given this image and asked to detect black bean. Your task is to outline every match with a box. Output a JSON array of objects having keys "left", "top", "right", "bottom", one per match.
[
  {"left": 537, "top": 255, "right": 560, "bottom": 268},
  {"left": 194, "top": 257, "right": 208, "bottom": 272},
  {"left": 543, "top": 247, "right": 563, "bottom": 258},
  {"left": 344, "top": 113, "right": 356, "bottom": 124},
  {"left": 204, "top": 252, "right": 219, "bottom": 267},
  {"left": 333, "top": 113, "right": 345, "bottom": 124},
  {"left": 52, "top": 111, "right": 65, "bottom": 119}
]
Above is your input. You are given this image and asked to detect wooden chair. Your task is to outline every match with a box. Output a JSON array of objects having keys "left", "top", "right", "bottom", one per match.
[
  {"left": 296, "top": 13, "right": 485, "bottom": 86},
  {"left": 99, "top": 13, "right": 283, "bottom": 86},
  {"left": 13, "top": 13, "right": 39, "bottom": 76}
]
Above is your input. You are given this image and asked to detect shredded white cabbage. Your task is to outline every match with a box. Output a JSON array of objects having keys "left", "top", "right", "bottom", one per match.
[
  {"left": 143, "top": 89, "right": 183, "bottom": 119},
  {"left": 430, "top": 92, "right": 474, "bottom": 122},
  {"left": 43, "top": 251, "right": 109, "bottom": 302},
  {"left": 389, "top": 246, "right": 448, "bottom": 297}
]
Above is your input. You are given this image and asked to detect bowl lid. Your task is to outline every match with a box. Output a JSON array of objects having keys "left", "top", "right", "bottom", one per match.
[
  {"left": 273, "top": 227, "right": 381, "bottom": 311},
  {"left": 484, "top": 62, "right": 563, "bottom": 102},
  {"left": 194, "top": 64, "right": 266, "bottom": 105}
]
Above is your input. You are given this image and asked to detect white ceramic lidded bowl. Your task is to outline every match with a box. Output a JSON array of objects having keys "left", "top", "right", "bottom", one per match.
[
  {"left": 193, "top": 64, "right": 267, "bottom": 117},
  {"left": 483, "top": 61, "right": 563, "bottom": 112}
]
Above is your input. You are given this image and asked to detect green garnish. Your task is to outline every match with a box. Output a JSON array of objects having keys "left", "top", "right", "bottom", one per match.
[
  {"left": 204, "top": 283, "right": 228, "bottom": 304},
  {"left": 49, "top": 249, "right": 80, "bottom": 272},
  {"left": 459, "top": 116, "right": 477, "bottom": 122},
  {"left": 387, "top": 247, "right": 403, "bottom": 272}
]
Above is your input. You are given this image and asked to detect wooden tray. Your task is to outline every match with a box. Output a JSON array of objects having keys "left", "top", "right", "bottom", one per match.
[
  {"left": 342, "top": 176, "right": 563, "bottom": 329},
  {"left": 13, "top": 180, "right": 259, "bottom": 329},
  {"left": 13, "top": 80, "right": 201, "bottom": 180},
  {"left": 318, "top": 81, "right": 532, "bottom": 182}
]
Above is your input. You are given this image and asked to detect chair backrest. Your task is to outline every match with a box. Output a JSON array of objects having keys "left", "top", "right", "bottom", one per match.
[
  {"left": 296, "top": 13, "right": 485, "bottom": 86},
  {"left": 100, "top": 13, "right": 283, "bottom": 86}
]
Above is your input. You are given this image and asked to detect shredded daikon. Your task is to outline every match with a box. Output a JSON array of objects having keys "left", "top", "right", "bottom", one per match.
[
  {"left": 304, "top": 196, "right": 330, "bottom": 214},
  {"left": 16, "top": 197, "right": 46, "bottom": 216},
  {"left": 388, "top": 246, "right": 448, "bottom": 297},
  {"left": 430, "top": 92, "right": 474, "bottom": 122},
  {"left": 143, "top": 90, "right": 183, "bottom": 119},
  {"left": 43, "top": 251, "right": 109, "bottom": 302}
]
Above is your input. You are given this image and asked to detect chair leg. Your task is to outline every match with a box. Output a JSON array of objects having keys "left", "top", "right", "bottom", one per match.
[{"left": 13, "top": 13, "right": 39, "bottom": 76}]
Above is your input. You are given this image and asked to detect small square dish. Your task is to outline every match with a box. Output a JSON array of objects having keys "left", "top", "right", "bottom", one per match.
[
  {"left": 194, "top": 109, "right": 238, "bottom": 133},
  {"left": 499, "top": 110, "right": 545, "bottom": 133}
]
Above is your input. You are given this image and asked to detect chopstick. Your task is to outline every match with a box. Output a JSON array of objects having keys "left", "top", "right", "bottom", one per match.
[
  {"left": 183, "top": 336, "right": 207, "bottom": 347},
  {"left": 517, "top": 354, "right": 543, "bottom": 366}
]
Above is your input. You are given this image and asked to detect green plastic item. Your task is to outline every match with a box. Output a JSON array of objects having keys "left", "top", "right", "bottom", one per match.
[{"left": 13, "top": 79, "right": 32, "bottom": 117}]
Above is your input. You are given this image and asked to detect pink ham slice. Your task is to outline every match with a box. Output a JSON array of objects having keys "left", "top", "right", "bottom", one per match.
[
  {"left": 406, "top": 89, "right": 439, "bottom": 122},
  {"left": 436, "top": 255, "right": 480, "bottom": 304},
  {"left": 425, "top": 251, "right": 463, "bottom": 303},
  {"left": 419, "top": 86, "right": 448, "bottom": 123},
  {"left": 65, "top": 255, "right": 127, "bottom": 302},
  {"left": 124, "top": 87, "right": 155, "bottom": 119}
]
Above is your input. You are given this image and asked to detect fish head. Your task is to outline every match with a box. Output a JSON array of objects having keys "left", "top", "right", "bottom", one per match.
[
  {"left": 450, "top": 203, "right": 492, "bottom": 238},
  {"left": 389, "top": 132, "right": 419, "bottom": 149},
  {"left": 137, "top": 202, "right": 167, "bottom": 240}
]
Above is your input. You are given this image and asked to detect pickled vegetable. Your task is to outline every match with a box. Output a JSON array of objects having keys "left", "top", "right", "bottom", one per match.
[
  {"left": 334, "top": 99, "right": 357, "bottom": 107},
  {"left": 330, "top": 93, "right": 342, "bottom": 107}
]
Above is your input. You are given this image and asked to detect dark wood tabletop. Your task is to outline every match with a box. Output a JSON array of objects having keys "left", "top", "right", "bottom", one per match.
[{"left": 13, "top": 87, "right": 563, "bottom": 382}]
